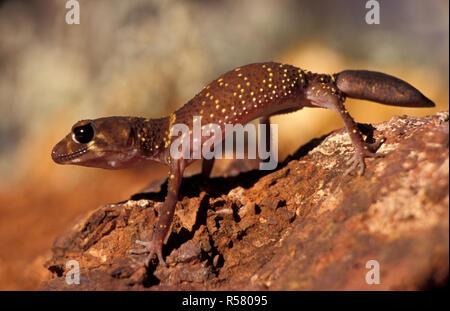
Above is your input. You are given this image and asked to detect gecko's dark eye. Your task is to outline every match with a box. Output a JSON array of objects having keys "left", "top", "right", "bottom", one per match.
[{"left": 72, "top": 124, "right": 94, "bottom": 144}]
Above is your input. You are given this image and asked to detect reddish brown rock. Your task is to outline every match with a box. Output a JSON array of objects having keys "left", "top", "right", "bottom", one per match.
[{"left": 41, "top": 112, "right": 449, "bottom": 290}]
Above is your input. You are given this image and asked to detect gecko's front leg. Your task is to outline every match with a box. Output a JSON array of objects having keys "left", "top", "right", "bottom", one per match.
[{"left": 130, "top": 159, "right": 185, "bottom": 266}]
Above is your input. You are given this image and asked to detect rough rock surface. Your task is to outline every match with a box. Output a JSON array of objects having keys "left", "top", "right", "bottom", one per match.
[{"left": 41, "top": 112, "right": 449, "bottom": 290}]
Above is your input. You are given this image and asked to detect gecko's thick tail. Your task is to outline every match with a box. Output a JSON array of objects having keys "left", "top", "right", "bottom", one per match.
[{"left": 334, "top": 70, "right": 435, "bottom": 107}]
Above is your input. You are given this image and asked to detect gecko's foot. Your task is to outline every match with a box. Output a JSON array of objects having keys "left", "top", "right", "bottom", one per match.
[
  {"left": 345, "top": 136, "right": 385, "bottom": 176},
  {"left": 129, "top": 239, "right": 166, "bottom": 267}
]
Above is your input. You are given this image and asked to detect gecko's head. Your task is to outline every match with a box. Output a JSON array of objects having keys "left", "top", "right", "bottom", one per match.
[{"left": 51, "top": 117, "right": 139, "bottom": 169}]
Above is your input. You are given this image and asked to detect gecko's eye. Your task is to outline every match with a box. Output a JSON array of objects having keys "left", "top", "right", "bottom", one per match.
[{"left": 72, "top": 124, "right": 94, "bottom": 144}]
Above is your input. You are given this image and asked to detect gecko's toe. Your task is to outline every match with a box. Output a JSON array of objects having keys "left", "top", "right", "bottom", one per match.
[
  {"left": 367, "top": 136, "right": 386, "bottom": 152},
  {"left": 345, "top": 153, "right": 365, "bottom": 176}
]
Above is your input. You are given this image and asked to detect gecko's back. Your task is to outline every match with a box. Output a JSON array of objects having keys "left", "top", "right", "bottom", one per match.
[{"left": 173, "top": 62, "right": 317, "bottom": 130}]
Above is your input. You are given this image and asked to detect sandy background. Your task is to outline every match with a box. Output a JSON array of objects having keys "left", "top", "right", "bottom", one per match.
[{"left": 0, "top": 0, "right": 447, "bottom": 290}]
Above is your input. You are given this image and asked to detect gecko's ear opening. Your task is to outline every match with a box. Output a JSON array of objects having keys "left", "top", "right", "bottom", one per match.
[
  {"left": 126, "top": 126, "right": 135, "bottom": 147},
  {"left": 72, "top": 123, "right": 95, "bottom": 144}
]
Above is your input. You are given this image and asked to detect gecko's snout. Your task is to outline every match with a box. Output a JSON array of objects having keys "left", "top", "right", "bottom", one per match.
[{"left": 51, "top": 121, "right": 94, "bottom": 164}]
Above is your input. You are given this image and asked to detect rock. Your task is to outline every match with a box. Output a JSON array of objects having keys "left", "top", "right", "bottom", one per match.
[{"left": 41, "top": 112, "right": 449, "bottom": 290}]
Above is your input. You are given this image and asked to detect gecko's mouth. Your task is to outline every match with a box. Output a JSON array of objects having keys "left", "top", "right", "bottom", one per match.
[{"left": 51, "top": 146, "right": 89, "bottom": 163}]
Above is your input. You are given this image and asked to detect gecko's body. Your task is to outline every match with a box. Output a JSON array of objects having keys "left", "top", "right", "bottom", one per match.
[{"left": 52, "top": 62, "right": 434, "bottom": 266}]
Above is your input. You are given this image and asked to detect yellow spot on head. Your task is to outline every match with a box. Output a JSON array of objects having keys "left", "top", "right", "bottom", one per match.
[
  {"left": 210, "top": 113, "right": 214, "bottom": 118},
  {"left": 215, "top": 99, "right": 219, "bottom": 104},
  {"left": 221, "top": 108, "right": 226, "bottom": 113}
]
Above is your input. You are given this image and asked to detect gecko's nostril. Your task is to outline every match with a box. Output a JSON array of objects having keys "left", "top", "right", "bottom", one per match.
[{"left": 51, "top": 148, "right": 59, "bottom": 162}]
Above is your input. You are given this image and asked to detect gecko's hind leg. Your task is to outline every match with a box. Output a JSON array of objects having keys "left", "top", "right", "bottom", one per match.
[
  {"left": 260, "top": 116, "right": 272, "bottom": 158},
  {"left": 307, "top": 85, "right": 385, "bottom": 175}
]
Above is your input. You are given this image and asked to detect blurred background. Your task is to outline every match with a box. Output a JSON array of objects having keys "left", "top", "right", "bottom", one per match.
[{"left": 0, "top": 0, "right": 447, "bottom": 290}]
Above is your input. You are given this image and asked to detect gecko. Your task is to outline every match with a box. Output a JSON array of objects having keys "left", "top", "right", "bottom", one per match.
[{"left": 51, "top": 62, "right": 434, "bottom": 266}]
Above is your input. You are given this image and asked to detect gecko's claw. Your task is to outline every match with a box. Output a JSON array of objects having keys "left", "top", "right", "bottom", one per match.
[{"left": 129, "top": 239, "right": 167, "bottom": 267}]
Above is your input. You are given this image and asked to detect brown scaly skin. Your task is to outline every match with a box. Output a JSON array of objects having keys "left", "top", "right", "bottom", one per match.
[{"left": 51, "top": 62, "right": 434, "bottom": 266}]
